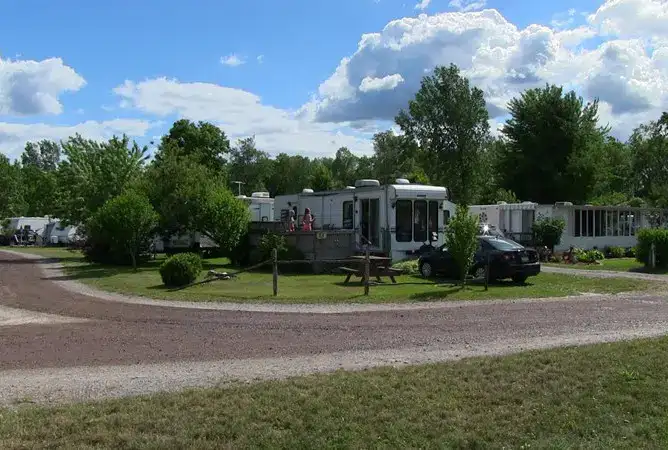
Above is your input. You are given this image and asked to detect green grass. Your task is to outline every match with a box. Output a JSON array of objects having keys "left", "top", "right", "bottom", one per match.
[
  {"left": 4, "top": 246, "right": 664, "bottom": 303},
  {"left": 545, "top": 257, "right": 668, "bottom": 274},
  {"left": 3, "top": 337, "right": 668, "bottom": 448}
]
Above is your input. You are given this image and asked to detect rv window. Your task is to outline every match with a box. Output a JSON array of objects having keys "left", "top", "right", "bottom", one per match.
[
  {"left": 428, "top": 201, "right": 438, "bottom": 238},
  {"left": 443, "top": 209, "right": 451, "bottom": 225},
  {"left": 413, "top": 200, "right": 427, "bottom": 242},
  {"left": 395, "top": 200, "right": 412, "bottom": 242},
  {"left": 342, "top": 201, "right": 354, "bottom": 229}
]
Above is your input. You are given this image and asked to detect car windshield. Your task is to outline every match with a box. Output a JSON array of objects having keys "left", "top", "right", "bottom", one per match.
[{"left": 483, "top": 237, "right": 523, "bottom": 251}]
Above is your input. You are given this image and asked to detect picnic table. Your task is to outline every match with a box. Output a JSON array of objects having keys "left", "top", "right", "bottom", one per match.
[{"left": 338, "top": 255, "right": 402, "bottom": 284}]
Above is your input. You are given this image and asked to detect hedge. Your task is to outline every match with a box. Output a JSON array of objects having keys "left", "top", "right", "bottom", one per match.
[{"left": 636, "top": 228, "right": 668, "bottom": 268}]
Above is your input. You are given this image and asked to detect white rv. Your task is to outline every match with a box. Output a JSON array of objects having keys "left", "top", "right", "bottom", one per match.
[
  {"left": 237, "top": 192, "right": 274, "bottom": 222},
  {"left": 274, "top": 179, "right": 456, "bottom": 262}
]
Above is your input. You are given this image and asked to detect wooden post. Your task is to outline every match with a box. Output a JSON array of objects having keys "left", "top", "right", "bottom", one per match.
[
  {"left": 364, "top": 245, "right": 370, "bottom": 296},
  {"left": 272, "top": 248, "right": 278, "bottom": 296},
  {"left": 650, "top": 242, "right": 656, "bottom": 270},
  {"left": 484, "top": 252, "right": 490, "bottom": 291}
]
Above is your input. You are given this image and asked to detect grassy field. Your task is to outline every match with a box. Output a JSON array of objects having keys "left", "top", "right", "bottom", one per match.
[
  {"left": 4, "top": 246, "right": 664, "bottom": 303},
  {"left": 545, "top": 257, "right": 668, "bottom": 274},
  {"left": 3, "top": 337, "right": 668, "bottom": 448}
]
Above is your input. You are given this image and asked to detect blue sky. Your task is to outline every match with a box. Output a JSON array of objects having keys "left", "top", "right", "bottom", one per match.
[{"left": 0, "top": 0, "right": 666, "bottom": 159}]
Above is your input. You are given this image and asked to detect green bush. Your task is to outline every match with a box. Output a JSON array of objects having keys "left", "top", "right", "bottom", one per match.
[
  {"left": 626, "top": 247, "right": 637, "bottom": 258},
  {"left": 392, "top": 259, "right": 419, "bottom": 275},
  {"left": 532, "top": 217, "right": 566, "bottom": 251},
  {"left": 578, "top": 249, "right": 605, "bottom": 264},
  {"left": 606, "top": 246, "right": 625, "bottom": 258},
  {"left": 159, "top": 252, "right": 203, "bottom": 287},
  {"left": 636, "top": 228, "right": 668, "bottom": 268},
  {"left": 258, "top": 232, "right": 287, "bottom": 260}
]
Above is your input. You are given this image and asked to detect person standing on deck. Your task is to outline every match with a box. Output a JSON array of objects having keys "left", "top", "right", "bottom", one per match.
[{"left": 302, "top": 208, "right": 315, "bottom": 231}]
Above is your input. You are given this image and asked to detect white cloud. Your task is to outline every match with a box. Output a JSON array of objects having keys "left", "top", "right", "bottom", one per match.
[
  {"left": 359, "top": 74, "right": 405, "bottom": 92},
  {"left": 305, "top": 1, "right": 668, "bottom": 140},
  {"left": 0, "top": 119, "right": 157, "bottom": 160},
  {"left": 0, "top": 56, "right": 85, "bottom": 116},
  {"left": 415, "top": 0, "right": 431, "bottom": 10},
  {"left": 257, "top": 55, "right": 264, "bottom": 64},
  {"left": 448, "top": 0, "right": 487, "bottom": 12},
  {"left": 113, "top": 78, "right": 372, "bottom": 156},
  {"left": 220, "top": 54, "right": 245, "bottom": 67}
]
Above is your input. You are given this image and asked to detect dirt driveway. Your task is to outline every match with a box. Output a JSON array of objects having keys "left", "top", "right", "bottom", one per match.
[{"left": 1, "top": 250, "right": 668, "bottom": 405}]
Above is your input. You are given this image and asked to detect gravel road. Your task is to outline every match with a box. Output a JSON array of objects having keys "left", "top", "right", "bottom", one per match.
[{"left": 2, "top": 250, "right": 668, "bottom": 406}]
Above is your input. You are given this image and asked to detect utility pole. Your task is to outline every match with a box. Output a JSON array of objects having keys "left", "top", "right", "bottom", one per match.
[{"left": 232, "top": 181, "right": 245, "bottom": 196}]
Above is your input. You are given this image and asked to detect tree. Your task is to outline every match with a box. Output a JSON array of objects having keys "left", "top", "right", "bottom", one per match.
[
  {"left": 396, "top": 64, "right": 490, "bottom": 204},
  {"left": 309, "top": 162, "right": 335, "bottom": 192},
  {"left": 156, "top": 119, "right": 230, "bottom": 174},
  {"left": 86, "top": 191, "right": 159, "bottom": 270},
  {"left": 142, "top": 153, "right": 223, "bottom": 237},
  {"left": 197, "top": 187, "right": 251, "bottom": 253},
  {"left": 228, "top": 137, "right": 272, "bottom": 194},
  {"left": 444, "top": 204, "right": 480, "bottom": 285},
  {"left": 0, "top": 155, "right": 26, "bottom": 218},
  {"left": 21, "top": 140, "right": 60, "bottom": 171},
  {"left": 628, "top": 112, "right": 668, "bottom": 208},
  {"left": 372, "top": 130, "right": 419, "bottom": 184},
  {"left": 265, "top": 153, "right": 314, "bottom": 196},
  {"left": 498, "top": 84, "right": 607, "bottom": 204},
  {"left": 331, "top": 147, "right": 359, "bottom": 188},
  {"left": 57, "top": 134, "right": 149, "bottom": 225}
]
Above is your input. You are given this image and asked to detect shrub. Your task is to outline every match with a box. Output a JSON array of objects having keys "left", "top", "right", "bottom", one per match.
[
  {"left": 549, "top": 254, "right": 563, "bottom": 263},
  {"left": 626, "top": 247, "right": 637, "bottom": 258},
  {"left": 636, "top": 228, "right": 668, "bottom": 268},
  {"left": 445, "top": 204, "right": 480, "bottom": 285},
  {"left": 606, "top": 246, "right": 625, "bottom": 258},
  {"left": 392, "top": 259, "right": 419, "bottom": 275},
  {"left": 532, "top": 217, "right": 566, "bottom": 252},
  {"left": 159, "top": 252, "right": 203, "bottom": 287},
  {"left": 84, "top": 191, "right": 159, "bottom": 269},
  {"left": 258, "top": 232, "right": 287, "bottom": 260},
  {"left": 578, "top": 249, "right": 605, "bottom": 264}
]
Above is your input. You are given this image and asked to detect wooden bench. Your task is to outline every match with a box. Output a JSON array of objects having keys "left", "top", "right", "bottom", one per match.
[{"left": 338, "top": 266, "right": 401, "bottom": 284}]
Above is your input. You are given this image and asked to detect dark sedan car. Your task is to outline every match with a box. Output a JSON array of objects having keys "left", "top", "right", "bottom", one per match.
[{"left": 418, "top": 235, "right": 540, "bottom": 283}]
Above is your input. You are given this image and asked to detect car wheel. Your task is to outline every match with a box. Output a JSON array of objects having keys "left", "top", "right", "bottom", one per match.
[
  {"left": 419, "top": 261, "right": 433, "bottom": 278},
  {"left": 512, "top": 274, "right": 528, "bottom": 284}
]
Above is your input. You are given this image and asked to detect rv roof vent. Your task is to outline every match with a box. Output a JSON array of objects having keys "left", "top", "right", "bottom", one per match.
[
  {"left": 554, "top": 201, "right": 573, "bottom": 207},
  {"left": 302, "top": 188, "right": 314, "bottom": 194},
  {"left": 497, "top": 201, "right": 507, "bottom": 205},
  {"left": 344, "top": 186, "right": 355, "bottom": 190},
  {"left": 354, "top": 179, "right": 381, "bottom": 188},
  {"left": 521, "top": 201, "right": 534, "bottom": 205},
  {"left": 395, "top": 178, "right": 410, "bottom": 185},
  {"left": 251, "top": 191, "right": 270, "bottom": 198}
]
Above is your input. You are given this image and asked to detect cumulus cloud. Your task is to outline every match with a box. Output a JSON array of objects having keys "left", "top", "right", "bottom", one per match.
[
  {"left": 0, "top": 119, "right": 157, "bottom": 160},
  {"left": 304, "top": 0, "right": 668, "bottom": 140},
  {"left": 113, "top": 78, "right": 373, "bottom": 156},
  {"left": 0, "top": 56, "right": 85, "bottom": 115},
  {"left": 359, "top": 74, "right": 405, "bottom": 92},
  {"left": 220, "top": 54, "right": 245, "bottom": 67},
  {"left": 448, "top": 0, "right": 487, "bottom": 12},
  {"left": 415, "top": 0, "right": 431, "bottom": 11}
]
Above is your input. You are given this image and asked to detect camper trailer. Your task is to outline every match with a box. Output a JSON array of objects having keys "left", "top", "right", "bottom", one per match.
[
  {"left": 237, "top": 192, "right": 274, "bottom": 222},
  {"left": 274, "top": 179, "right": 456, "bottom": 262},
  {"left": 2, "top": 216, "right": 55, "bottom": 245}
]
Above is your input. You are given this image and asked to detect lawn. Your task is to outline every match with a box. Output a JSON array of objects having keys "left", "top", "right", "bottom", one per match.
[
  {"left": 545, "top": 257, "right": 668, "bottom": 274},
  {"left": 3, "top": 337, "right": 668, "bottom": 448},
  {"left": 4, "top": 246, "right": 664, "bottom": 303}
]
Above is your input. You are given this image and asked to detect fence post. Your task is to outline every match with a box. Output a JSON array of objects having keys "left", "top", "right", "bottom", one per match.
[
  {"left": 650, "top": 242, "right": 656, "bottom": 270},
  {"left": 272, "top": 248, "right": 278, "bottom": 296},
  {"left": 485, "top": 252, "right": 490, "bottom": 291},
  {"left": 364, "top": 245, "right": 370, "bottom": 296}
]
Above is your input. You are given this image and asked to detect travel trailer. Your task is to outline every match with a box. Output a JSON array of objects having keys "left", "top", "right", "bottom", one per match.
[
  {"left": 236, "top": 192, "right": 274, "bottom": 222},
  {"left": 470, "top": 201, "right": 668, "bottom": 252},
  {"left": 274, "top": 179, "right": 456, "bottom": 262},
  {"left": 2, "top": 216, "right": 55, "bottom": 245}
]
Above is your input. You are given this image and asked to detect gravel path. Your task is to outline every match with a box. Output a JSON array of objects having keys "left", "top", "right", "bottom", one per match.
[
  {"left": 2, "top": 249, "right": 668, "bottom": 406},
  {"left": 542, "top": 264, "right": 668, "bottom": 282}
]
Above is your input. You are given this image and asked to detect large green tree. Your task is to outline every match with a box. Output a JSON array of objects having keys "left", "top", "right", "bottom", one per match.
[
  {"left": 372, "top": 130, "right": 420, "bottom": 185},
  {"left": 0, "top": 155, "right": 26, "bottom": 218},
  {"left": 57, "top": 134, "right": 149, "bottom": 225},
  {"left": 498, "top": 84, "right": 607, "bottom": 204},
  {"left": 19, "top": 140, "right": 62, "bottom": 217},
  {"left": 228, "top": 137, "right": 273, "bottom": 195},
  {"left": 628, "top": 112, "right": 668, "bottom": 208},
  {"left": 156, "top": 119, "right": 230, "bottom": 174},
  {"left": 396, "top": 64, "right": 490, "bottom": 204}
]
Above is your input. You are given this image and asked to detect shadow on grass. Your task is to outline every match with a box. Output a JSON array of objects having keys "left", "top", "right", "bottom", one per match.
[{"left": 629, "top": 266, "right": 668, "bottom": 275}]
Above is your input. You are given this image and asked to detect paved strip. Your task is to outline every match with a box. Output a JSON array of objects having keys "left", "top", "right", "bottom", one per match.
[
  {"left": 2, "top": 326, "right": 667, "bottom": 406},
  {"left": 0, "top": 304, "right": 89, "bottom": 327},
  {"left": 542, "top": 264, "right": 668, "bottom": 282}
]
